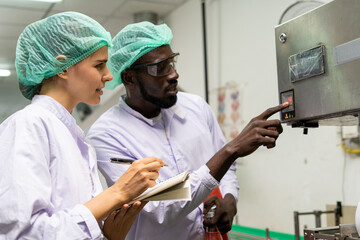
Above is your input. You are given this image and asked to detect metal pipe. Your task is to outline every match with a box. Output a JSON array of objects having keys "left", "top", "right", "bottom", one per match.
[
  {"left": 201, "top": 0, "right": 209, "bottom": 103},
  {"left": 314, "top": 211, "right": 321, "bottom": 227},
  {"left": 42, "top": 3, "right": 56, "bottom": 19},
  {"left": 335, "top": 201, "right": 342, "bottom": 225},
  {"left": 294, "top": 211, "right": 300, "bottom": 240},
  {"left": 265, "top": 228, "right": 272, "bottom": 240}
]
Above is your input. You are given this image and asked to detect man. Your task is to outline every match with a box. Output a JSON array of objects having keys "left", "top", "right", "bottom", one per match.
[{"left": 87, "top": 21, "right": 288, "bottom": 240}]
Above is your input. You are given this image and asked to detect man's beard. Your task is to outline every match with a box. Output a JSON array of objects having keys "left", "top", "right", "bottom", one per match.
[{"left": 137, "top": 78, "right": 177, "bottom": 109}]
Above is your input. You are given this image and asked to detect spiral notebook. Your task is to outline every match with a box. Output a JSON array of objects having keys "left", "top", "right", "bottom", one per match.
[{"left": 129, "top": 170, "right": 191, "bottom": 204}]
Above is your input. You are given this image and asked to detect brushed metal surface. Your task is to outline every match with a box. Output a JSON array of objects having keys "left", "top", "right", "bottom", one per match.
[{"left": 275, "top": 0, "right": 360, "bottom": 126}]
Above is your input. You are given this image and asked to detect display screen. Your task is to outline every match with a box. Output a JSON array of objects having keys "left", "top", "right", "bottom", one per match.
[
  {"left": 280, "top": 89, "right": 295, "bottom": 120},
  {"left": 281, "top": 92, "right": 294, "bottom": 112}
]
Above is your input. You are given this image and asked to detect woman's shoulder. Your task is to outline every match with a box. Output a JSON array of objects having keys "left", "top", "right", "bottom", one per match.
[{"left": 0, "top": 103, "right": 54, "bottom": 132}]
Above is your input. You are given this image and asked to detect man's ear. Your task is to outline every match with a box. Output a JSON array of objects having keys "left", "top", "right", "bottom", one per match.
[{"left": 121, "top": 70, "right": 136, "bottom": 86}]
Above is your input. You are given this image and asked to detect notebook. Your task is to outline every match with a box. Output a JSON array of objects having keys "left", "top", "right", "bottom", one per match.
[{"left": 129, "top": 170, "right": 191, "bottom": 204}]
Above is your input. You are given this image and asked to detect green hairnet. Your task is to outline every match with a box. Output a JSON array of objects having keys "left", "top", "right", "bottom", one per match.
[
  {"left": 15, "top": 11, "right": 112, "bottom": 100},
  {"left": 106, "top": 21, "right": 173, "bottom": 89}
]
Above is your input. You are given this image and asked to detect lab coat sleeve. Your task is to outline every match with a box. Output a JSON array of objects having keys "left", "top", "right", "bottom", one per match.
[{"left": 0, "top": 117, "right": 101, "bottom": 239}]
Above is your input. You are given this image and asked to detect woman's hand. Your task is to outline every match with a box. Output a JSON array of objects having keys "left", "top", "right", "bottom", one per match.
[
  {"left": 103, "top": 201, "right": 147, "bottom": 240},
  {"left": 84, "top": 157, "right": 163, "bottom": 222},
  {"left": 111, "top": 157, "right": 164, "bottom": 205}
]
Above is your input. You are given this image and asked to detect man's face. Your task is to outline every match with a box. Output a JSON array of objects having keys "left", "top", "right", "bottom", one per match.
[{"left": 132, "top": 45, "right": 179, "bottom": 109}]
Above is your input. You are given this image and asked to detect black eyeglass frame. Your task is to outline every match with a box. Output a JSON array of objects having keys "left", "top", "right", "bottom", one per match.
[
  {"left": 130, "top": 52, "right": 180, "bottom": 68},
  {"left": 128, "top": 52, "right": 180, "bottom": 76}
]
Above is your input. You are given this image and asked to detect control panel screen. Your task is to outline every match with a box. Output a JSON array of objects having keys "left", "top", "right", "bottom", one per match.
[{"left": 280, "top": 89, "right": 295, "bottom": 120}]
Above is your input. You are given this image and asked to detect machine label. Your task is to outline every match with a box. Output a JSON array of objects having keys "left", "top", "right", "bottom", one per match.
[{"left": 334, "top": 37, "right": 360, "bottom": 66}]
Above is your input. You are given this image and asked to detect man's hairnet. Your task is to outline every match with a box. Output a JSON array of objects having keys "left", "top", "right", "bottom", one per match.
[
  {"left": 15, "top": 11, "right": 112, "bottom": 100},
  {"left": 106, "top": 21, "right": 173, "bottom": 90}
]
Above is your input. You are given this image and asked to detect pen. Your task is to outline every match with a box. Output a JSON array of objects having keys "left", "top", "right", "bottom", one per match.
[{"left": 110, "top": 158, "right": 168, "bottom": 167}]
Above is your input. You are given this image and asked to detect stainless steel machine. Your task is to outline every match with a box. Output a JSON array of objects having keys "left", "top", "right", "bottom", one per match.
[{"left": 275, "top": 0, "right": 360, "bottom": 129}]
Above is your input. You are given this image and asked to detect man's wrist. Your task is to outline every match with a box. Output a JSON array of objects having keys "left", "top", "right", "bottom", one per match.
[
  {"left": 223, "top": 194, "right": 237, "bottom": 214},
  {"left": 223, "top": 143, "right": 240, "bottom": 160}
]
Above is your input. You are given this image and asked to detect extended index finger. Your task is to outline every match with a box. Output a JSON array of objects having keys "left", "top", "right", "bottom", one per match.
[{"left": 258, "top": 102, "right": 289, "bottom": 120}]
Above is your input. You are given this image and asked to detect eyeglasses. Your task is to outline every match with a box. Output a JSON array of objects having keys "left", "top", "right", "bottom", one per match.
[{"left": 129, "top": 53, "right": 180, "bottom": 77}]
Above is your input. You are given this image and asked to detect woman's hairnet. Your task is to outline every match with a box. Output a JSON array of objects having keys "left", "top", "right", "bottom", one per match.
[
  {"left": 106, "top": 21, "right": 173, "bottom": 90},
  {"left": 15, "top": 11, "right": 112, "bottom": 100}
]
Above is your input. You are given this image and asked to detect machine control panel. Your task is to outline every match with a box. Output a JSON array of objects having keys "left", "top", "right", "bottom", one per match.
[{"left": 280, "top": 89, "right": 295, "bottom": 121}]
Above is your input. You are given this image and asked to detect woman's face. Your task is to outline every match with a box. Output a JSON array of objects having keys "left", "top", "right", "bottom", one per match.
[{"left": 66, "top": 46, "right": 112, "bottom": 106}]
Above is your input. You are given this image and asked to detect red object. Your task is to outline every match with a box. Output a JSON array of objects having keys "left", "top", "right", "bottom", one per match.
[
  {"left": 205, "top": 230, "right": 223, "bottom": 240},
  {"left": 204, "top": 186, "right": 223, "bottom": 202},
  {"left": 204, "top": 187, "right": 229, "bottom": 240}
]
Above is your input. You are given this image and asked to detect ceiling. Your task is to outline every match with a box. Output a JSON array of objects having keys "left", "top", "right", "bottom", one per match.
[{"left": 0, "top": 0, "right": 188, "bottom": 121}]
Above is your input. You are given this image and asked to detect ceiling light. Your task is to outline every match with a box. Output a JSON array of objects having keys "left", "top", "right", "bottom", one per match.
[{"left": 0, "top": 70, "right": 11, "bottom": 77}]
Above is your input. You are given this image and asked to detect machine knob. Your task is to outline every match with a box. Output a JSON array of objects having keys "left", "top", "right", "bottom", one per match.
[{"left": 279, "top": 33, "right": 287, "bottom": 43}]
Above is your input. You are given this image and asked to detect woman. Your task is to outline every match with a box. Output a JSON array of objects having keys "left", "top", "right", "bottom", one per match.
[{"left": 0, "top": 12, "right": 164, "bottom": 239}]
